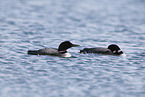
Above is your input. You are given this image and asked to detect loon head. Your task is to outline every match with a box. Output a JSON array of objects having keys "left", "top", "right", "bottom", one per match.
[
  {"left": 58, "top": 41, "right": 79, "bottom": 53},
  {"left": 108, "top": 44, "right": 123, "bottom": 55}
]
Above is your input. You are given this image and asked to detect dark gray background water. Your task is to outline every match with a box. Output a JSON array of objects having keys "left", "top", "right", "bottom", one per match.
[{"left": 0, "top": 0, "right": 145, "bottom": 97}]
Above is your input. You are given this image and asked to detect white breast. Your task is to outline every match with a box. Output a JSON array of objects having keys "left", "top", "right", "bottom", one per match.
[
  {"left": 119, "top": 53, "right": 126, "bottom": 57},
  {"left": 61, "top": 53, "right": 71, "bottom": 57}
]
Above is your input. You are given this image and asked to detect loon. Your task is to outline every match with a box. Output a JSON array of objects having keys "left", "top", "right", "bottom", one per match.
[
  {"left": 80, "top": 44, "right": 126, "bottom": 56},
  {"left": 28, "top": 41, "right": 79, "bottom": 57}
]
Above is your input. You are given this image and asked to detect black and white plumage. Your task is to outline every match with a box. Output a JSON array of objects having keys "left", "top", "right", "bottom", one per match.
[
  {"left": 28, "top": 41, "right": 79, "bottom": 57},
  {"left": 80, "top": 44, "right": 125, "bottom": 56}
]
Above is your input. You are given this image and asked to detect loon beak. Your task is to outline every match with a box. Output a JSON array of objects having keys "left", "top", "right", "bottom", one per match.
[
  {"left": 71, "top": 44, "right": 80, "bottom": 47},
  {"left": 118, "top": 50, "right": 123, "bottom": 54}
]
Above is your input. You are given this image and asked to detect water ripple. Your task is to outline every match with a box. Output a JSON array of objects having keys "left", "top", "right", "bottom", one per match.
[{"left": 1, "top": 0, "right": 145, "bottom": 97}]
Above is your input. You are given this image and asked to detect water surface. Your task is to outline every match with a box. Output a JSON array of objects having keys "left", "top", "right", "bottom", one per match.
[{"left": 0, "top": 0, "right": 145, "bottom": 97}]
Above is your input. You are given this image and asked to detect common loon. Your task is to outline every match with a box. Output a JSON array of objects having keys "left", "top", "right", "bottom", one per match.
[
  {"left": 28, "top": 41, "right": 79, "bottom": 57},
  {"left": 80, "top": 44, "right": 126, "bottom": 56}
]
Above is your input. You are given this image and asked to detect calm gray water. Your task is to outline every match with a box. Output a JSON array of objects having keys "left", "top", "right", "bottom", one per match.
[{"left": 0, "top": 0, "right": 145, "bottom": 97}]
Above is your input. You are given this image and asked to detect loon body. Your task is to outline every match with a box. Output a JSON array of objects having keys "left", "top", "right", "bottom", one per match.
[
  {"left": 80, "top": 44, "right": 125, "bottom": 56},
  {"left": 28, "top": 41, "right": 79, "bottom": 57}
]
